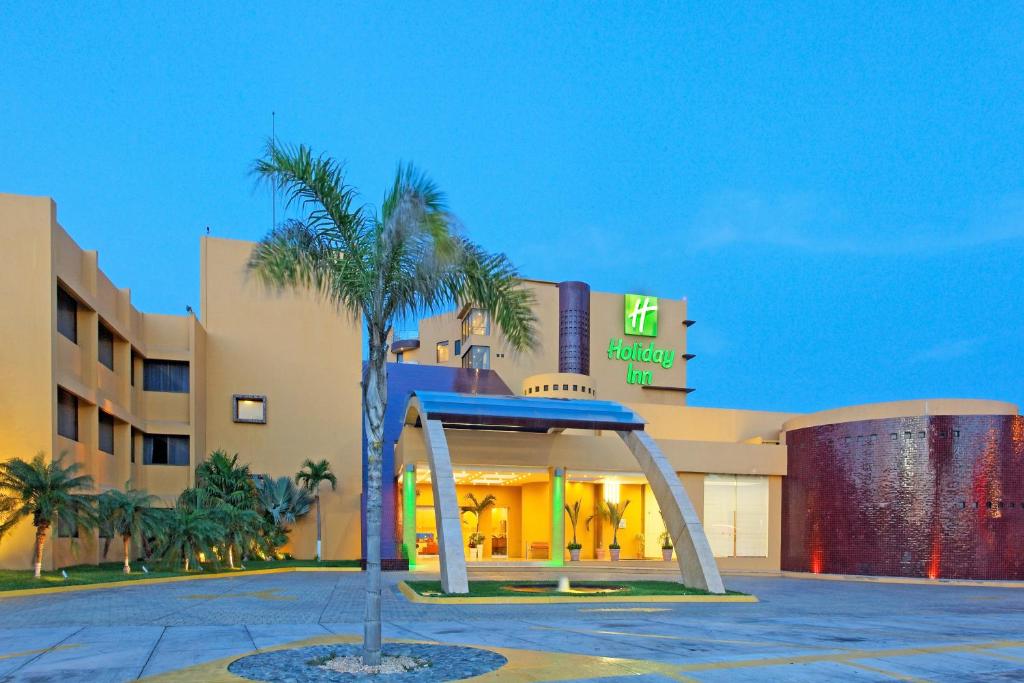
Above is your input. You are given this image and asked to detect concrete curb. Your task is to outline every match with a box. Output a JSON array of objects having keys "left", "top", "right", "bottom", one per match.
[
  {"left": 397, "top": 580, "right": 758, "bottom": 604},
  {"left": 0, "top": 566, "right": 361, "bottom": 600}
]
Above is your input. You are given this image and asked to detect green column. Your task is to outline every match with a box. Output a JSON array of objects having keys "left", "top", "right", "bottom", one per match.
[
  {"left": 550, "top": 468, "right": 565, "bottom": 567},
  {"left": 402, "top": 465, "right": 417, "bottom": 567}
]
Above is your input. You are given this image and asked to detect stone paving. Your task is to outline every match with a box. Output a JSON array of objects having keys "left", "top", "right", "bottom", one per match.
[{"left": 0, "top": 567, "right": 1021, "bottom": 681}]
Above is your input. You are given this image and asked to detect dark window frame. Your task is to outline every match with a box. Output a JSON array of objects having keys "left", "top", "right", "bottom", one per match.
[
  {"left": 98, "top": 411, "right": 115, "bottom": 454},
  {"left": 98, "top": 323, "right": 114, "bottom": 370},
  {"left": 143, "top": 434, "right": 190, "bottom": 466},
  {"left": 143, "top": 360, "right": 190, "bottom": 393},
  {"left": 57, "top": 286, "right": 78, "bottom": 343},
  {"left": 57, "top": 388, "right": 79, "bottom": 441}
]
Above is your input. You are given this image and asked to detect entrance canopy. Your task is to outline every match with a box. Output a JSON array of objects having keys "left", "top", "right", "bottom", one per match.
[
  {"left": 406, "top": 390, "right": 646, "bottom": 432},
  {"left": 399, "top": 390, "right": 726, "bottom": 596}
]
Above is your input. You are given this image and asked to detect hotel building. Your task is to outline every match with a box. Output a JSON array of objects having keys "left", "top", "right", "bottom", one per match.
[{"left": 1, "top": 192, "right": 1021, "bottom": 582}]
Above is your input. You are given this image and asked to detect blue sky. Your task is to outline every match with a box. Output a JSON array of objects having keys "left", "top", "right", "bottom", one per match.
[{"left": 2, "top": 3, "right": 1022, "bottom": 413}]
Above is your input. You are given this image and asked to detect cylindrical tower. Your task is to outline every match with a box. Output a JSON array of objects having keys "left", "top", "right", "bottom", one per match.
[{"left": 557, "top": 281, "right": 590, "bottom": 375}]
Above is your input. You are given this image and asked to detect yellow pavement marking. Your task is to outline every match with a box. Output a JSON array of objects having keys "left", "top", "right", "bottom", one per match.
[
  {"left": 181, "top": 589, "right": 296, "bottom": 602},
  {"left": 841, "top": 660, "right": 930, "bottom": 681},
  {"left": 398, "top": 581, "right": 757, "bottom": 605},
  {"left": 578, "top": 607, "right": 671, "bottom": 613},
  {"left": 0, "top": 566, "right": 360, "bottom": 600},
  {"left": 671, "top": 639, "right": 1024, "bottom": 673},
  {"left": 966, "top": 647, "right": 1024, "bottom": 664},
  {"left": 530, "top": 624, "right": 841, "bottom": 650},
  {"left": 136, "top": 634, "right": 692, "bottom": 682},
  {"left": 0, "top": 644, "right": 81, "bottom": 661}
]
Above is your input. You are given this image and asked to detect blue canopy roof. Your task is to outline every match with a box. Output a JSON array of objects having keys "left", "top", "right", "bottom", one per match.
[{"left": 410, "top": 390, "right": 646, "bottom": 432}]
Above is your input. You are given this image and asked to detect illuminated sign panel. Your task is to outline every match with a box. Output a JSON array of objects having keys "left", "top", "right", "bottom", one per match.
[
  {"left": 624, "top": 294, "right": 658, "bottom": 337},
  {"left": 610, "top": 294, "right": 674, "bottom": 385}
]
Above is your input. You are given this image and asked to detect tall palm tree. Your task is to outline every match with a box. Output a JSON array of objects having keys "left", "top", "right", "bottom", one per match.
[
  {"left": 0, "top": 453, "right": 96, "bottom": 578},
  {"left": 295, "top": 459, "right": 336, "bottom": 561},
  {"left": 248, "top": 141, "right": 536, "bottom": 665},
  {"left": 98, "top": 484, "right": 161, "bottom": 574}
]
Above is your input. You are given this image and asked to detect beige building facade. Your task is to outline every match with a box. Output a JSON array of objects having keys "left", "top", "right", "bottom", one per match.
[{"left": 3, "top": 191, "right": 1017, "bottom": 580}]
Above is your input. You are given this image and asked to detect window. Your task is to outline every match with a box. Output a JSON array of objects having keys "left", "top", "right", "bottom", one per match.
[
  {"left": 461, "top": 308, "right": 490, "bottom": 339},
  {"left": 130, "top": 353, "right": 137, "bottom": 386},
  {"left": 703, "top": 474, "right": 769, "bottom": 558},
  {"left": 143, "top": 360, "right": 189, "bottom": 392},
  {"left": 543, "top": 385, "right": 549, "bottom": 391},
  {"left": 454, "top": 340, "right": 462, "bottom": 356},
  {"left": 98, "top": 411, "right": 115, "bottom": 454},
  {"left": 396, "top": 352, "right": 404, "bottom": 363},
  {"left": 57, "top": 515, "right": 78, "bottom": 538},
  {"left": 57, "top": 388, "right": 78, "bottom": 441},
  {"left": 131, "top": 428, "right": 139, "bottom": 463},
  {"left": 98, "top": 323, "right": 114, "bottom": 370},
  {"left": 573, "top": 385, "right": 578, "bottom": 392},
  {"left": 57, "top": 286, "right": 78, "bottom": 343},
  {"left": 553, "top": 384, "right": 559, "bottom": 391},
  {"left": 233, "top": 395, "right": 267, "bottom": 424},
  {"left": 563, "top": 384, "right": 569, "bottom": 390},
  {"left": 462, "top": 345, "right": 490, "bottom": 370},
  {"left": 143, "top": 434, "right": 189, "bottom": 465},
  {"left": 436, "top": 341, "right": 450, "bottom": 363}
]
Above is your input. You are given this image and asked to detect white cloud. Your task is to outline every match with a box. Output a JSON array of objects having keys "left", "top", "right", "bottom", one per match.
[
  {"left": 689, "top": 192, "right": 1024, "bottom": 255},
  {"left": 911, "top": 337, "right": 988, "bottom": 363}
]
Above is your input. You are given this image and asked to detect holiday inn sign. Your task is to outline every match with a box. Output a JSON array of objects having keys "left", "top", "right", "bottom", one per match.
[{"left": 608, "top": 294, "right": 676, "bottom": 385}]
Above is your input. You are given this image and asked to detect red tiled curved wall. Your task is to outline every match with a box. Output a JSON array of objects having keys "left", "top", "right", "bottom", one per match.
[{"left": 782, "top": 415, "right": 1024, "bottom": 579}]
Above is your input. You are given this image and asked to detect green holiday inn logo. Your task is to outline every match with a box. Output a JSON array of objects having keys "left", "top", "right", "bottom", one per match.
[{"left": 624, "top": 293, "right": 658, "bottom": 337}]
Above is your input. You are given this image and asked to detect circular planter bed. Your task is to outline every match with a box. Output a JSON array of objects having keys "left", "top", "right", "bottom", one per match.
[{"left": 228, "top": 643, "right": 507, "bottom": 682}]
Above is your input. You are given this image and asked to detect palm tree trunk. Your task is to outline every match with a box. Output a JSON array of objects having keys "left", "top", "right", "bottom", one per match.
[
  {"left": 228, "top": 545, "right": 235, "bottom": 570},
  {"left": 33, "top": 523, "right": 49, "bottom": 578},
  {"left": 123, "top": 534, "right": 132, "bottom": 574},
  {"left": 362, "top": 335, "right": 388, "bottom": 666},
  {"left": 316, "top": 494, "right": 322, "bottom": 561}
]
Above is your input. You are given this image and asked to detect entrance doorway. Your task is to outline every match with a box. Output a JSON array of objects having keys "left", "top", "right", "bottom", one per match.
[{"left": 491, "top": 507, "right": 509, "bottom": 557}]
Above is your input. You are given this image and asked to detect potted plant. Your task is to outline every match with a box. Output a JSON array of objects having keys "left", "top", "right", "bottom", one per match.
[
  {"left": 659, "top": 530, "right": 673, "bottom": 561},
  {"left": 564, "top": 500, "right": 584, "bottom": 561},
  {"left": 602, "top": 500, "right": 630, "bottom": 561},
  {"left": 460, "top": 493, "right": 496, "bottom": 561}
]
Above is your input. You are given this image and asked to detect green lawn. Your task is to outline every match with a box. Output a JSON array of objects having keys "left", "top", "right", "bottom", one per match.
[
  {"left": 405, "top": 580, "right": 746, "bottom": 598},
  {"left": 0, "top": 559, "right": 362, "bottom": 592}
]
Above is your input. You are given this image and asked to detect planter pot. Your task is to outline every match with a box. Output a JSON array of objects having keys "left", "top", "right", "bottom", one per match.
[
  {"left": 609, "top": 547, "right": 621, "bottom": 561},
  {"left": 468, "top": 545, "right": 482, "bottom": 561},
  {"left": 569, "top": 547, "right": 581, "bottom": 562},
  {"left": 662, "top": 547, "right": 673, "bottom": 561},
  {"left": 595, "top": 547, "right": 606, "bottom": 560}
]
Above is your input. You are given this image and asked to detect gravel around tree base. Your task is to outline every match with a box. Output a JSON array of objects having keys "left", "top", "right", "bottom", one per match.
[{"left": 228, "top": 643, "right": 508, "bottom": 681}]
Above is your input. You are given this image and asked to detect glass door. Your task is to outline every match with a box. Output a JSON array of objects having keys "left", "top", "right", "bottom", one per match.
[{"left": 491, "top": 507, "right": 509, "bottom": 558}]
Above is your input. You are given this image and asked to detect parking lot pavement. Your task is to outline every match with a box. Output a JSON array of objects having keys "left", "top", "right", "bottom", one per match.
[{"left": 0, "top": 570, "right": 1021, "bottom": 681}]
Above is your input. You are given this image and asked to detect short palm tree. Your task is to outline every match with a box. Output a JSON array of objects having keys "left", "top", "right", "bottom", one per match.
[
  {"left": 256, "top": 475, "right": 313, "bottom": 530},
  {"left": 196, "top": 450, "right": 255, "bottom": 509},
  {"left": 603, "top": 500, "right": 631, "bottom": 549},
  {"left": 460, "top": 493, "right": 497, "bottom": 548},
  {"left": 0, "top": 453, "right": 96, "bottom": 578},
  {"left": 249, "top": 141, "right": 536, "bottom": 664},
  {"left": 564, "top": 500, "right": 583, "bottom": 549},
  {"left": 154, "top": 488, "right": 224, "bottom": 571},
  {"left": 98, "top": 484, "right": 161, "bottom": 573},
  {"left": 213, "top": 502, "right": 269, "bottom": 569},
  {"left": 295, "top": 459, "right": 336, "bottom": 561}
]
